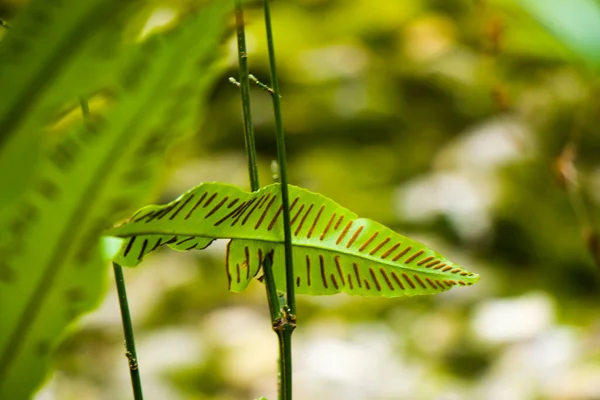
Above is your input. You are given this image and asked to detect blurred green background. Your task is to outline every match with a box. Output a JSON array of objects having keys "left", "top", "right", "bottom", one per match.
[{"left": 3, "top": 0, "right": 600, "bottom": 398}]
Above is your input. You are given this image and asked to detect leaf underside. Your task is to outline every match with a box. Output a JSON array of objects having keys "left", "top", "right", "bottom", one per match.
[{"left": 109, "top": 183, "right": 480, "bottom": 298}]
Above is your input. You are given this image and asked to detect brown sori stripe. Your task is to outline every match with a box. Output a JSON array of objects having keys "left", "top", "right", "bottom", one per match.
[
  {"left": 451, "top": 268, "right": 461, "bottom": 273},
  {"left": 319, "top": 212, "right": 337, "bottom": 241},
  {"left": 170, "top": 194, "right": 195, "bottom": 220},
  {"left": 413, "top": 274, "right": 427, "bottom": 289},
  {"left": 433, "top": 263, "right": 446, "bottom": 270},
  {"left": 369, "top": 268, "right": 382, "bottom": 291},
  {"left": 402, "top": 273, "right": 416, "bottom": 289},
  {"left": 306, "top": 254, "right": 311, "bottom": 286},
  {"left": 391, "top": 272, "right": 405, "bottom": 290},
  {"left": 296, "top": 276, "right": 301, "bottom": 287},
  {"left": 213, "top": 201, "right": 246, "bottom": 226},
  {"left": 346, "top": 225, "right": 364, "bottom": 249},
  {"left": 334, "top": 256, "right": 346, "bottom": 285},
  {"left": 227, "top": 198, "right": 240, "bottom": 208},
  {"left": 176, "top": 237, "right": 195, "bottom": 246},
  {"left": 460, "top": 272, "right": 469, "bottom": 276},
  {"left": 307, "top": 205, "right": 325, "bottom": 239},
  {"left": 289, "top": 204, "right": 305, "bottom": 227},
  {"left": 335, "top": 220, "right": 354, "bottom": 245},
  {"left": 165, "top": 236, "right": 178, "bottom": 245},
  {"left": 203, "top": 193, "right": 218, "bottom": 208},
  {"left": 151, "top": 237, "right": 163, "bottom": 251},
  {"left": 334, "top": 215, "right": 345, "bottom": 230},
  {"left": 353, "top": 262, "right": 362, "bottom": 288},
  {"left": 405, "top": 250, "right": 425, "bottom": 264},
  {"left": 267, "top": 205, "right": 284, "bottom": 231},
  {"left": 155, "top": 203, "right": 178, "bottom": 220},
  {"left": 256, "top": 192, "right": 271, "bottom": 209},
  {"left": 138, "top": 239, "right": 148, "bottom": 261},
  {"left": 186, "top": 243, "right": 198, "bottom": 250},
  {"left": 426, "top": 260, "right": 441, "bottom": 269},
  {"left": 417, "top": 256, "right": 434, "bottom": 266},
  {"left": 369, "top": 237, "right": 390, "bottom": 256},
  {"left": 425, "top": 278, "right": 438, "bottom": 289},
  {"left": 348, "top": 274, "right": 354, "bottom": 290},
  {"left": 123, "top": 236, "right": 136, "bottom": 257},
  {"left": 255, "top": 195, "right": 277, "bottom": 229},
  {"left": 379, "top": 268, "right": 395, "bottom": 290},
  {"left": 294, "top": 204, "right": 314, "bottom": 236},
  {"left": 330, "top": 274, "right": 339, "bottom": 289},
  {"left": 380, "top": 242, "right": 401, "bottom": 259},
  {"left": 363, "top": 279, "right": 371, "bottom": 290},
  {"left": 241, "top": 197, "right": 263, "bottom": 225},
  {"left": 236, "top": 263, "right": 241, "bottom": 284},
  {"left": 268, "top": 197, "right": 299, "bottom": 231},
  {"left": 319, "top": 254, "right": 328, "bottom": 289},
  {"left": 442, "top": 266, "right": 453, "bottom": 272},
  {"left": 444, "top": 281, "right": 453, "bottom": 288},
  {"left": 185, "top": 192, "right": 208, "bottom": 220},
  {"left": 204, "top": 196, "right": 229, "bottom": 219},
  {"left": 258, "top": 249, "right": 264, "bottom": 268},
  {"left": 232, "top": 198, "right": 258, "bottom": 226},
  {"left": 458, "top": 280, "right": 466, "bottom": 286},
  {"left": 245, "top": 246, "right": 251, "bottom": 279},
  {"left": 359, "top": 232, "right": 379, "bottom": 252},
  {"left": 392, "top": 246, "right": 412, "bottom": 262},
  {"left": 134, "top": 210, "right": 155, "bottom": 222},
  {"left": 435, "top": 280, "right": 445, "bottom": 288}
]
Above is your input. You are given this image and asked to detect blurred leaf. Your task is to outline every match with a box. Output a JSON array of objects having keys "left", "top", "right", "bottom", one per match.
[
  {"left": 108, "top": 182, "right": 479, "bottom": 297},
  {"left": 518, "top": 0, "right": 600, "bottom": 66},
  {"left": 0, "top": 0, "right": 138, "bottom": 210},
  {"left": 0, "top": 2, "right": 228, "bottom": 397}
]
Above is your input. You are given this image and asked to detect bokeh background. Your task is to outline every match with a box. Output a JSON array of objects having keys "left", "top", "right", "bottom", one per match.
[{"left": 2, "top": 0, "right": 599, "bottom": 398}]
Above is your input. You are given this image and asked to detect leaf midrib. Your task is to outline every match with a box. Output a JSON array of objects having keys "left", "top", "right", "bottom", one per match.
[{"left": 111, "top": 231, "right": 463, "bottom": 277}]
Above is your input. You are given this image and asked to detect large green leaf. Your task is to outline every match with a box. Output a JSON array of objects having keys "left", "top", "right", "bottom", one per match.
[
  {"left": 0, "top": 2, "right": 228, "bottom": 398},
  {"left": 108, "top": 183, "right": 479, "bottom": 297},
  {"left": 0, "top": 0, "right": 139, "bottom": 210}
]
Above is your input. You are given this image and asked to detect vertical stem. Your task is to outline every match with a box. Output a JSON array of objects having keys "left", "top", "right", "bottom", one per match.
[
  {"left": 113, "top": 262, "right": 144, "bottom": 400},
  {"left": 232, "top": 2, "right": 291, "bottom": 400},
  {"left": 235, "top": 0, "right": 259, "bottom": 192},
  {"left": 80, "top": 97, "right": 143, "bottom": 399},
  {"left": 263, "top": 2, "right": 296, "bottom": 399},
  {"left": 263, "top": 0, "right": 296, "bottom": 316}
]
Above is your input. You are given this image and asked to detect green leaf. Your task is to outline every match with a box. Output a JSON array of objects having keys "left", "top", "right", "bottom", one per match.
[
  {"left": 0, "top": 0, "right": 137, "bottom": 210},
  {"left": 108, "top": 183, "right": 479, "bottom": 298},
  {"left": 517, "top": 0, "right": 600, "bottom": 66},
  {"left": 0, "top": 2, "right": 228, "bottom": 397}
]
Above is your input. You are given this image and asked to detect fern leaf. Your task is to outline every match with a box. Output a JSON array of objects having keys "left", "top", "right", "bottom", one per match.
[{"left": 108, "top": 183, "right": 479, "bottom": 297}]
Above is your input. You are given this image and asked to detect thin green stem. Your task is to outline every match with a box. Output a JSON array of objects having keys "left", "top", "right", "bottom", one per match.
[
  {"left": 80, "top": 95, "right": 143, "bottom": 399},
  {"left": 112, "top": 262, "right": 144, "bottom": 400},
  {"left": 232, "top": 3, "right": 290, "bottom": 399},
  {"left": 234, "top": 0, "right": 259, "bottom": 192},
  {"left": 263, "top": 2, "right": 296, "bottom": 399},
  {"left": 263, "top": 0, "right": 296, "bottom": 317}
]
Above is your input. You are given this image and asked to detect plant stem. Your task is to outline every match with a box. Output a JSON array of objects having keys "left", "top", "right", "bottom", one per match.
[
  {"left": 232, "top": 3, "right": 291, "bottom": 399},
  {"left": 234, "top": 0, "right": 260, "bottom": 192},
  {"left": 80, "top": 96, "right": 143, "bottom": 399},
  {"left": 112, "top": 262, "right": 144, "bottom": 400},
  {"left": 263, "top": 2, "right": 296, "bottom": 399},
  {"left": 263, "top": 0, "right": 296, "bottom": 317}
]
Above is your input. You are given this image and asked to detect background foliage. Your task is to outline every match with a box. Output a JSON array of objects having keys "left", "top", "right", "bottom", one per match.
[{"left": 2, "top": 0, "right": 600, "bottom": 399}]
